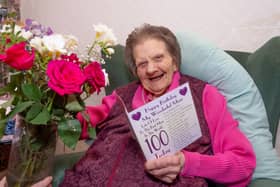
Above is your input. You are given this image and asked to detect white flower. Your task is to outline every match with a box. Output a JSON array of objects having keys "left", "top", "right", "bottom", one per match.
[
  {"left": 64, "top": 34, "right": 78, "bottom": 51},
  {"left": 14, "top": 25, "right": 33, "bottom": 40},
  {"left": 102, "top": 69, "right": 110, "bottom": 86},
  {"left": 0, "top": 25, "right": 33, "bottom": 40},
  {"left": 0, "top": 24, "right": 12, "bottom": 33},
  {"left": 93, "top": 24, "right": 117, "bottom": 46},
  {"left": 20, "top": 30, "right": 33, "bottom": 40},
  {"left": 42, "top": 34, "right": 67, "bottom": 54},
  {"left": 30, "top": 37, "right": 45, "bottom": 54},
  {"left": 106, "top": 47, "right": 115, "bottom": 55},
  {"left": 13, "top": 25, "right": 22, "bottom": 34},
  {"left": 0, "top": 100, "right": 11, "bottom": 115},
  {"left": 16, "top": 27, "right": 33, "bottom": 40}
]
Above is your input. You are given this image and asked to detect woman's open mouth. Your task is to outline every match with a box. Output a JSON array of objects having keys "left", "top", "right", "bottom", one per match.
[{"left": 149, "top": 73, "right": 164, "bottom": 82}]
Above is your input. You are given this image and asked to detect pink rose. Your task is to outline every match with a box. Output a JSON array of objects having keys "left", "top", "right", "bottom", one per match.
[
  {"left": 84, "top": 62, "right": 105, "bottom": 94},
  {"left": 47, "top": 60, "right": 86, "bottom": 96},
  {"left": 0, "top": 42, "right": 35, "bottom": 70}
]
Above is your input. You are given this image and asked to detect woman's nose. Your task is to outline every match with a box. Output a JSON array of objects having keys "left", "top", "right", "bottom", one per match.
[{"left": 146, "top": 61, "right": 157, "bottom": 74}]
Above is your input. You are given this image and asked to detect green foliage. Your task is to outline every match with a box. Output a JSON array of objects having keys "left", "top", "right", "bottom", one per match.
[
  {"left": 58, "top": 119, "right": 82, "bottom": 149},
  {"left": 65, "top": 95, "right": 84, "bottom": 112},
  {"left": 1, "top": 19, "right": 117, "bottom": 152},
  {"left": 8, "top": 101, "right": 34, "bottom": 119},
  {"left": 88, "top": 126, "right": 96, "bottom": 140},
  {"left": 0, "top": 108, "right": 8, "bottom": 137},
  {"left": 29, "top": 107, "right": 51, "bottom": 125},
  {"left": 0, "top": 121, "right": 5, "bottom": 138},
  {"left": 25, "top": 103, "right": 43, "bottom": 121},
  {"left": 21, "top": 83, "right": 42, "bottom": 102}
]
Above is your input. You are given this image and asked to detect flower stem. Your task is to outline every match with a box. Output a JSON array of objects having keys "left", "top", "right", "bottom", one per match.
[
  {"left": 27, "top": 153, "right": 36, "bottom": 177},
  {"left": 47, "top": 92, "right": 56, "bottom": 112},
  {"left": 15, "top": 156, "right": 32, "bottom": 187},
  {"left": 87, "top": 41, "right": 97, "bottom": 56}
]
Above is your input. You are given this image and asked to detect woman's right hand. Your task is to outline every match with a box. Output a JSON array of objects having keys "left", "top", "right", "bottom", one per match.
[
  {"left": 144, "top": 152, "right": 185, "bottom": 183},
  {"left": 31, "top": 176, "right": 53, "bottom": 187},
  {"left": 0, "top": 177, "right": 6, "bottom": 187},
  {"left": 0, "top": 176, "right": 53, "bottom": 187}
]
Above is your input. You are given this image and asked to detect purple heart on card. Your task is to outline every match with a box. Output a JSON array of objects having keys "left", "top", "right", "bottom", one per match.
[
  {"left": 179, "top": 87, "right": 187, "bottom": 96},
  {"left": 132, "top": 112, "right": 141, "bottom": 121}
]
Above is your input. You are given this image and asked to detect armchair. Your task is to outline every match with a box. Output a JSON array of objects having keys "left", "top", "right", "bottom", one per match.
[{"left": 52, "top": 36, "right": 280, "bottom": 187}]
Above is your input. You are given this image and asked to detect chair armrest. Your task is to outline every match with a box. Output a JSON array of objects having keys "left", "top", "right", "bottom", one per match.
[{"left": 249, "top": 178, "right": 280, "bottom": 187}]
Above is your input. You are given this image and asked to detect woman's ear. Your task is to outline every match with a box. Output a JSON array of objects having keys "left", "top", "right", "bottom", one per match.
[
  {"left": 172, "top": 56, "right": 179, "bottom": 71},
  {"left": 172, "top": 60, "right": 179, "bottom": 71}
]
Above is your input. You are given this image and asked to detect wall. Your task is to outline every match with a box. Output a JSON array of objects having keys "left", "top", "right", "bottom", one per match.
[
  {"left": 21, "top": 0, "right": 280, "bottom": 52},
  {"left": 18, "top": 0, "right": 280, "bottom": 155}
]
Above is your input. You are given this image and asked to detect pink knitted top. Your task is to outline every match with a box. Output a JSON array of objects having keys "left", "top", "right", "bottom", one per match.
[{"left": 78, "top": 72, "right": 256, "bottom": 187}]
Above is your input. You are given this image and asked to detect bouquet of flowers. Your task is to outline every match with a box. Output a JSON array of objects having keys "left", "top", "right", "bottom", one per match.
[{"left": 0, "top": 17, "right": 117, "bottom": 186}]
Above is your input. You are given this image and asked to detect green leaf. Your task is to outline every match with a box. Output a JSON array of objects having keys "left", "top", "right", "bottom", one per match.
[
  {"left": 0, "top": 120, "right": 7, "bottom": 138},
  {"left": 30, "top": 139, "right": 43, "bottom": 151},
  {"left": 65, "top": 95, "right": 84, "bottom": 112},
  {"left": 26, "top": 103, "right": 43, "bottom": 121},
  {"left": 21, "top": 83, "right": 42, "bottom": 102},
  {"left": 51, "top": 109, "right": 64, "bottom": 121},
  {"left": 0, "top": 84, "right": 13, "bottom": 95},
  {"left": 65, "top": 100, "right": 84, "bottom": 112},
  {"left": 0, "top": 108, "right": 6, "bottom": 119},
  {"left": 9, "top": 72, "right": 24, "bottom": 87},
  {"left": 29, "top": 107, "right": 51, "bottom": 125},
  {"left": 88, "top": 126, "right": 96, "bottom": 140},
  {"left": 8, "top": 101, "right": 34, "bottom": 118},
  {"left": 58, "top": 119, "right": 81, "bottom": 150},
  {"left": 52, "top": 109, "right": 64, "bottom": 117}
]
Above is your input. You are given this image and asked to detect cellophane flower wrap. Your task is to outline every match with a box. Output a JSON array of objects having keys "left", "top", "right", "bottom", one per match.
[{"left": 0, "top": 17, "right": 117, "bottom": 186}]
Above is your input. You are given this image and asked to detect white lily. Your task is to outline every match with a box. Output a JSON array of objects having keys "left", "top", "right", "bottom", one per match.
[
  {"left": 0, "top": 25, "right": 33, "bottom": 40},
  {"left": 30, "top": 37, "right": 45, "bottom": 54},
  {"left": 93, "top": 24, "right": 117, "bottom": 46},
  {"left": 42, "top": 34, "right": 67, "bottom": 54},
  {"left": 102, "top": 69, "right": 110, "bottom": 86},
  {"left": 0, "top": 24, "right": 12, "bottom": 33},
  {"left": 106, "top": 47, "right": 115, "bottom": 55},
  {"left": 64, "top": 34, "right": 78, "bottom": 51}
]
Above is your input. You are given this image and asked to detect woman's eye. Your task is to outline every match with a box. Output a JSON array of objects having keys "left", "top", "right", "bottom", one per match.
[
  {"left": 137, "top": 62, "right": 147, "bottom": 69},
  {"left": 154, "top": 55, "right": 163, "bottom": 62}
]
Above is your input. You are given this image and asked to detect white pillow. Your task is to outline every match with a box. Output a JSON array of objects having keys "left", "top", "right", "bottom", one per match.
[{"left": 177, "top": 32, "right": 280, "bottom": 180}]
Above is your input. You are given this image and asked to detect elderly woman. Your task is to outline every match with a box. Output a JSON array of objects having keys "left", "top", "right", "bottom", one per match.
[{"left": 60, "top": 24, "right": 256, "bottom": 187}]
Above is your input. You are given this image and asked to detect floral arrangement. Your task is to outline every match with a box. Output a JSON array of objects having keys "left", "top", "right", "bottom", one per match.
[
  {"left": 0, "top": 17, "right": 117, "bottom": 186},
  {"left": 0, "top": 18, "right": 117, "bottom": 149}
]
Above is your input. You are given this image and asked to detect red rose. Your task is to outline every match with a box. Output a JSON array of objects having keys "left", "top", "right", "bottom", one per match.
[
  {"left": 47, "top": 60, "right": 86, "bottom": 96},
  {"left": 84, "top": 62, "right": 105, "bottom": 94},
  {"left": 0, "top": 42, "right": 35, "bottom": 70}
]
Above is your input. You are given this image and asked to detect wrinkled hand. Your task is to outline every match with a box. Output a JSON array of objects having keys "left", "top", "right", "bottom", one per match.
[
  {"left": 0, "top": 177, "right": 7, "bottom": 187},
  {"left": 31, "top": 176, "right": 53, "bottom": 187},
  {"left": 0, "top": 176, "right": 53, "bottom": 187},
  {"left": 144, "top": 152, "right": 185, "bottom": 183}
]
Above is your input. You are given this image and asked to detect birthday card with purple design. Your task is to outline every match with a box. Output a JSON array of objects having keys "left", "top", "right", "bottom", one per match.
[{"left": 127, "top": 82, "right": 202, "bottom": 160}]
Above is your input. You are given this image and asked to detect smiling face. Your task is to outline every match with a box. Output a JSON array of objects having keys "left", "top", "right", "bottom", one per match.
[{"left": 133, "top": 38, "right": 178, "bottom": 97}]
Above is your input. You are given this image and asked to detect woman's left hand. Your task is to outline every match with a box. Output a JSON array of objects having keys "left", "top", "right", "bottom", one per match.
[
  {"left": 0, "top": 176, "right": 53, "bottom": 187},
  {"left": 144, "top": 151, "right": 185, "bottom": 183}
]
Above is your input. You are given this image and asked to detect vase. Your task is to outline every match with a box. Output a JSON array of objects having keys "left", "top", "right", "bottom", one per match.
[
  {"left": 6, "top": 116, "right": 57, "bottom": 187},
  {"left": 0, "top": 140, "right": 11, "bottom": 172}
]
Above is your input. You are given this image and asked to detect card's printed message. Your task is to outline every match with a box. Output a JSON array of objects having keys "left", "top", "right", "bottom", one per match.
[{"left": 127, "top": 82, "right": 202, "bottom": 160}]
